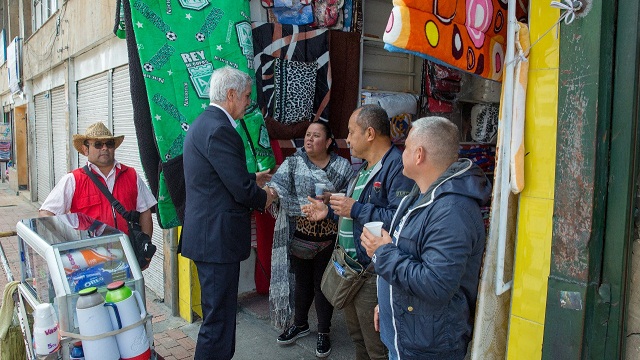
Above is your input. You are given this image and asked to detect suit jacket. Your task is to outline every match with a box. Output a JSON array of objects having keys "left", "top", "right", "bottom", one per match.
[{"left": 181, "top": 106, "right": 267, "bottom": 263}]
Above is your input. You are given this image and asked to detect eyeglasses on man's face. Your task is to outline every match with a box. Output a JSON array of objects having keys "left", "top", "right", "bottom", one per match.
[{"left": 85, "top": 140, "right": 116, "bottom": 149}]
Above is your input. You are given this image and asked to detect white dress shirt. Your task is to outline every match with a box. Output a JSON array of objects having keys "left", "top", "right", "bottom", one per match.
[
  {"left": 40, "top": 160, "right": 157, "bottom": 215},
  {"left": 210, "top": 103, "right": 237, "bottom": 128}
]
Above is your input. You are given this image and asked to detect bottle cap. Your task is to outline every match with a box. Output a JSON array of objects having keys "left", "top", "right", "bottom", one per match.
[
  {"left": 107, "top": 280, "right": 125, "bottom": 290},
  {"left": 78, "top": 287, "right": 97, "bottom": 296},
  {"left": 34, "top": 303, "right": 54, "bottom": 320}
]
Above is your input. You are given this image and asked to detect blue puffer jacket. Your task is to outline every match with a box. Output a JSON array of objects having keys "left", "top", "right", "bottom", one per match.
[
  {"left": 330, "top": 145, "right": 415, "bottom": 266},
  {"left": 374, "top": 159, "right": 492, "bottom": 359}
]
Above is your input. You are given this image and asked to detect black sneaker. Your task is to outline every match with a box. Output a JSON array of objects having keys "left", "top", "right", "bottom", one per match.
[
  {"left": 316, "top": 333, "right": 331, "bottom": 358},
  {"left": 277, "top": 324, "right": 310, "bottom": 344}
]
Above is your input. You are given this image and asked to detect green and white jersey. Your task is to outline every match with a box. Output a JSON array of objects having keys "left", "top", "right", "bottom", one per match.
[{"left": 338, "top": 165, "right": 376, "bottom": 259}]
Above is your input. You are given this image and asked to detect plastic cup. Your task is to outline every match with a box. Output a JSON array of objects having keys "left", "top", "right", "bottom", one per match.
[
  {"left": 330, "top": 193, "right": 350, "bottom": 219},
  {"left": 315, "top": 183, "right": 326, "bottom": 197},
  {"left": 364, "top": 221, "right": 384, "bottom": 237}
]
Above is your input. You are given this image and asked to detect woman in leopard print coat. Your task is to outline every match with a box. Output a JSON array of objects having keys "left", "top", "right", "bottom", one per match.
[{"left": 266, "top": 121, "right": 353, "bottom": 357}]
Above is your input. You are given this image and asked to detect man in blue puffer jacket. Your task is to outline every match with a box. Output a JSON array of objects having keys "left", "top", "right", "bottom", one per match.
[{"left": 361, "top": 116, "right": 492, "bottom": 360}]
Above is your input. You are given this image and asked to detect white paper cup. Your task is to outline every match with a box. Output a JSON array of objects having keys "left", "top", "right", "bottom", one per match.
[
  {"left": 315, "top": 183, "right": 326, "bottom": 196},
  {"left": 364, "top": 221, "right": 384, "bottom": 237}
]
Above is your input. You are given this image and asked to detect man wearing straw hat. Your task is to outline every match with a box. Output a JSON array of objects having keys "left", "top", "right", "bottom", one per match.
[{"left": 39, "top": 121, "right": 157, "bottom": 239}]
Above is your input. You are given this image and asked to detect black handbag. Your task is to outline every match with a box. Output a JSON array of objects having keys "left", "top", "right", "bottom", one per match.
[{"left": 83, "top": 166, "right": 157, "bottom": 270}]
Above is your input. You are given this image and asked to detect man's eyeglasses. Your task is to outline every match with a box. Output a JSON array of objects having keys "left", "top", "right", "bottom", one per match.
[{"left": 85, "top": 140, "right": 116, "bottom": 149}]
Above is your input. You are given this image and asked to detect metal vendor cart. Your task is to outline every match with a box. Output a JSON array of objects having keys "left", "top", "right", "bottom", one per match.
[{"left": 0, "top": 213, "right": 155, "bottom": 359}]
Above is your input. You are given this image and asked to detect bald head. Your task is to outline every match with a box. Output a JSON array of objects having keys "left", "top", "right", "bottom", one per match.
[{"left": 409, "top": 117, "right": 459, "bottom": 168}]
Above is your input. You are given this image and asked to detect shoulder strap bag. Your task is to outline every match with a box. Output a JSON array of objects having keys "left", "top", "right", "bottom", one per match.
[{"left": 320, "top": 240, "right": 373, "bottom": 309}]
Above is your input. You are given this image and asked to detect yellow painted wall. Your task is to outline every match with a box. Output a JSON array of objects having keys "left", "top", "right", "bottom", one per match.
[
  {"left": 506, "top": 1, "right": 560, "bottom": 358},
  {"left": 177, "top": 227, "right": 202, "bottom": 322}
]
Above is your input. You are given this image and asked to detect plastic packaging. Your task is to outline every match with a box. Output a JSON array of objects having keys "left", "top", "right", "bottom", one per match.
[
  {"left": 61, "top": 247, "right": 123, "bottom": 275},
  {"left": 235, "top": 110, "right": 277, "bottom": 173},
  {"left": 33, "top": 303, "right": 60, "bottom": 355},
  {"left": 67, "top": 261, "right": 132, "bottom": 292},
  {"left": 70, "top": 341, "right": 85, "bottom": 360}
]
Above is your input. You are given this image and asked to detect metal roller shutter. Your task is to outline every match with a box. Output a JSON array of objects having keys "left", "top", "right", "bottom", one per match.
[
  {"left": 112, "top": 66, "right": 164, "bottom": 298},
  {"left": 51, "top": 86, "right": 69, "bottom": 183},
  {"left": 77, "top": 72, "right": 108, "bottom": 166},
  {"left": 35, "top": 92, "right": 52, "bottom": 203}
]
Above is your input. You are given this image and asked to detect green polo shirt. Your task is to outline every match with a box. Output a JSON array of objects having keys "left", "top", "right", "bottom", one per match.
[{"left": 337, "top": 165, "right": 375, "bottom": 259}]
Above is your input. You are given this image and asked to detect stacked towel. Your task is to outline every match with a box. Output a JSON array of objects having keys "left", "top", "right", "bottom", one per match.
[
  {"left": 459, "top": 144, "right": 496, "bottom": 173},
  {"left": 383, "top": 0, "right": 507, "bottom": 82}
]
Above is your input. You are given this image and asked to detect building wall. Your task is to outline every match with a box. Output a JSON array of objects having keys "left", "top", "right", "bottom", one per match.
[
  {"left": 7, "top": 0, "right": 169, "bottom": 300},
  {"left": 506, "top": 1, "right": 560, "bottom": 358},
  {"left": 7, "top": 0, "right": 19, "bottom": 40},
  {"left": 22, "top": 0, "right": 115, "bottom": 80},
  {"left": 0, "top": 62, "right": 8, "bottom": 96}
]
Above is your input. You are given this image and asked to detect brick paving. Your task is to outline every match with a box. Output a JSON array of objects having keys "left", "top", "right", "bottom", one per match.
[{"left": 0, "top": 182, "right": 196, "bottom": 360}]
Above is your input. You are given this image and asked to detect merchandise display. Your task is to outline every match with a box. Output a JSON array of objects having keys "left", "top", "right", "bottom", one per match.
[
  {"left": 14, "top": 213, "right": 150, "bottom": 359},
  {"left": 60, "top": 247, "right": 124, "bottom": 275},
  {"left": 67, "top": 261, "right": 132, "bottom": 292},
  {"left": 383, "top": 0, "right": 507, "bottom": 81},
  {"left": 119, "top": 0, "right": 276, "bottom": 227}
]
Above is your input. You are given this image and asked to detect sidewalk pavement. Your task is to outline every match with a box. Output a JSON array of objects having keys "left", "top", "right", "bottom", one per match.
[{"left": 0, "top": 182, "right": 356, "bottom": 359}]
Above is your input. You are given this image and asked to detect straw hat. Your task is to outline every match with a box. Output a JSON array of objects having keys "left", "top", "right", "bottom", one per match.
[{"left": 72, "top": 122, "right": 124, "bottom": 154}]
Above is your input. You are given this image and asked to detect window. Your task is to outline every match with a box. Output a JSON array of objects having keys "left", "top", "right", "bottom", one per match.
[
  {"left": 33, "top": 0, "right": 58, "bottom": 30},
  {"left": 0, "top": 29, "right": 6, "bottom": 64}
]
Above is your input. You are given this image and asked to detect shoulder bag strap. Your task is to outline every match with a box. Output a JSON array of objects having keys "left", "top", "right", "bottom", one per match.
[
  {"left": 82, "top": 165, "right": 131, "bottom": 221},
  {"left": 238, "top": 119, "right": 258, "bottom": 164}
]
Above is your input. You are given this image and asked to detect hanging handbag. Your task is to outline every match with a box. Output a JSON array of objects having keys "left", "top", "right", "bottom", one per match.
[
  {"left": 290, "top": 236, "right": 334, "bottom": 259},
  {"left": 320, "top": 243, "right": 371, "bottom": 309},
  {"left": 83, "top": 166, "right": 156, "bottom": 270}
]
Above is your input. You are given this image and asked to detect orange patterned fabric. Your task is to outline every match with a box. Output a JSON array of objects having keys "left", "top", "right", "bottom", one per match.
[{"left": 383, "top": 0, "right": 508, "bottom": 81}]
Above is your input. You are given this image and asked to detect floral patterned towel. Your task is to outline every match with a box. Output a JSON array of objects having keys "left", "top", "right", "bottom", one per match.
[{"left": 383, "top": 0, "right": 509, "bottom": 82}]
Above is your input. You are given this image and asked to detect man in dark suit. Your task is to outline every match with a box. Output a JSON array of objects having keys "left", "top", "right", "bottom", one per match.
[{"left": 182, "top": 66, "right": 276, "bottom": 359}]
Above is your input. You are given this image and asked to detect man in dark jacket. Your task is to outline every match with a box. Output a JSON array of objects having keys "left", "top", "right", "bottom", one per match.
[
  {"left": 182, "top": 66, "right": 275, "bottom": 360},
  {"left": 304, "top": 105, "right": 415, "bottom": 360},
  {"left": 361, "top": 116, "right": 492, "bottom": 360}
]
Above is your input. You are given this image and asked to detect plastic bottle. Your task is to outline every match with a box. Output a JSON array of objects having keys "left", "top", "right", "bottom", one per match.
[
  {"left": 32, "top": 303, "right": 60, "bottom": 356},
  {"left": 105, "top": 281, "right": 150, "bottom": 360},
  {"left": 61, "top": 247, "right": 123, "bottom": 274},
  {"left": 70, "top": 341, "right": 85, "bottom": 360},
  {"left": 76, "top": 287, "right": 120, "bottom": 360}
]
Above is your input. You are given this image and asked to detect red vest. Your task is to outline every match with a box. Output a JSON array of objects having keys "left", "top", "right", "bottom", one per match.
[{"left": 71, "top": 165, "right": 138, "bottom": 234}]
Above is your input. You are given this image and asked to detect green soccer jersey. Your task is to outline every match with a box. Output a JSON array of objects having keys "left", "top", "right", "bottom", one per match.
[{"left": 338, "top": 165, "right": 376, "bottom": 259}]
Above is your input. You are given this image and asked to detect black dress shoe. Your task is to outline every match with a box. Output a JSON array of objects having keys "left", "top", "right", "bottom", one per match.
[
  {"left": 316, "top": 333, "right": 331, "bottom": 358},
  {"left": 277, "top": 324, "right": 310, "bottom": 344}
]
